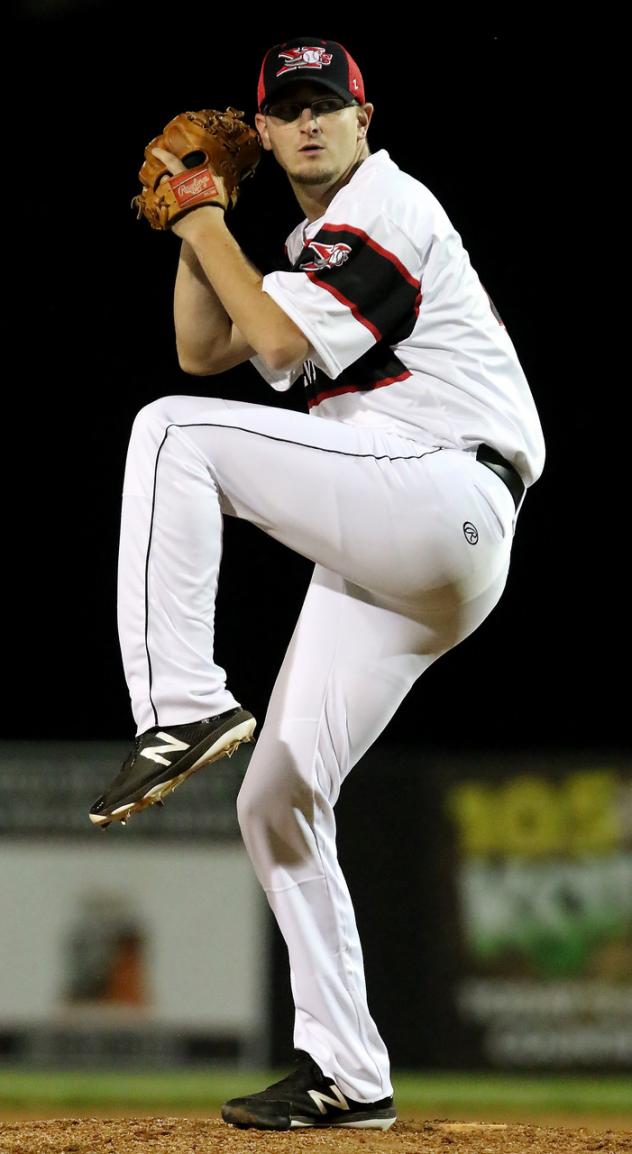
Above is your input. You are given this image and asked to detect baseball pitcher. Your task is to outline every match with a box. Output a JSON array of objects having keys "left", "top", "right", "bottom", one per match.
[{"left": 90, "top": 35, "right": 545, "bottom": 1131}]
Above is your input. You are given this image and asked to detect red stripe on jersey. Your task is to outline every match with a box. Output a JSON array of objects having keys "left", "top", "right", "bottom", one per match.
[
  {"left": 306, "top": 369, "right": 413, "bottom": 409},
  {"left": 317, "top": 222, "right": 419, "bottom": 288},
  {"left": 305, "top": 271, "right": 382, "bottom": 340}
]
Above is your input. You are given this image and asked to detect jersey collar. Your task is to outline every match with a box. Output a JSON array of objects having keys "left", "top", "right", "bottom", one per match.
[{"left": 301, "top": 149, "right": 390, "bottom": 242}]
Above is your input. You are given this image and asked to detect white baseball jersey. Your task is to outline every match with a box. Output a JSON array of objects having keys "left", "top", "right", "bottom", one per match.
[{"left": 250, "top": 148, "right": 545, "bottom": 487}]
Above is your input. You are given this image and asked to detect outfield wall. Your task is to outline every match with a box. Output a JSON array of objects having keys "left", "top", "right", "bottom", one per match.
[{"left": 1, "top": 742, "right": 630, "bottom": 1073}]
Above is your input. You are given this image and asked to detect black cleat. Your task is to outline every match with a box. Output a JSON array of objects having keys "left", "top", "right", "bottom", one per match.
[
  {"left": 221, "top": 1049, "right": 396, "bottom": 1131},
  {"left": 89, "top": 707, "right": 256, "bottom": 827}
]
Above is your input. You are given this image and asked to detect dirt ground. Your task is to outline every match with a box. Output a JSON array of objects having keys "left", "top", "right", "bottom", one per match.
[{"left": 0, "top": 1117, "right": 631, "bottom": 1154}]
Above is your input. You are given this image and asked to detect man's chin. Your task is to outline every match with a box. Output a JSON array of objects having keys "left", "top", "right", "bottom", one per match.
[{"left": 290, "top": 164, "right": 338, "bottom": 187}]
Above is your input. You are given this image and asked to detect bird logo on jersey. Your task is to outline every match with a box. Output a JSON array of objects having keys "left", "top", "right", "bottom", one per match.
[
  {"left": 299, "top": 240, "right": 352, "bottom": 272},
  {"left": 276, "top": 46, "right": 334, "bottom": 76}
]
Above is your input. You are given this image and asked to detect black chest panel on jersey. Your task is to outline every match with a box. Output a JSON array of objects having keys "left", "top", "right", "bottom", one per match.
[
  {"left": 288, "top": 226, "right": 422, "bottom": 409},
  {"left": 301, "top": 340, "right": 413, "bottom": 409}
]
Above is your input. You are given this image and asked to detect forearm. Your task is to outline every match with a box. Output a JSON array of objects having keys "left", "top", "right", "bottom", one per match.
[
  {"left": 176, "top": 208, "right": 309, "bottom": 370},
  {"left": 174, "top": 241, "right": 232, "bottom": 373}
]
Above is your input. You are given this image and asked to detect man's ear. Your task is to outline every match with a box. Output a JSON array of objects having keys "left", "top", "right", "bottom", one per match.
[
  {"left": 357, "top": 102, "right": 374, "bottom": 141},
  {"left": 255, "top": 112, "right": 273, "bottom": 151}
]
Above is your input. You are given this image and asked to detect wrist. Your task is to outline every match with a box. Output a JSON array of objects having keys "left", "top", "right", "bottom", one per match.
[{"left": 173, "top": 205, "right": 227, "bottom": 242}]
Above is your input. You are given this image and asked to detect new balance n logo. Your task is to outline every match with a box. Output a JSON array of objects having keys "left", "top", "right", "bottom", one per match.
[
  {"left": 308, "top": 1085, "right": 350, "bottom": 1114},
  {"left": 141, "top": 732, "right": 190, "bottom": 766}
]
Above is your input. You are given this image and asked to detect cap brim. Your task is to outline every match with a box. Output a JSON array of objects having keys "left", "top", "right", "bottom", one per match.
[{"left": 261, "top": 76, "right": 358, "bottom": 111}]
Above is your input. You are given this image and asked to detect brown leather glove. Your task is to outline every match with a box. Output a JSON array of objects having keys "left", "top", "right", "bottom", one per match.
[{"left": 132, "top": 107, "right": 262, "bottom": 230}]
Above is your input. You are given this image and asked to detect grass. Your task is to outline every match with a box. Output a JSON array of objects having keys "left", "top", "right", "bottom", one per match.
[{"left": 0, "top": 1070, "right": 630, "bottom": 1116}]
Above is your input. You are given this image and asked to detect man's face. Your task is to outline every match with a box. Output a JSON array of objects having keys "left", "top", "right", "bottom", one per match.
[{"left": 254, "top": 81, "right": 373, "bottom": 187}]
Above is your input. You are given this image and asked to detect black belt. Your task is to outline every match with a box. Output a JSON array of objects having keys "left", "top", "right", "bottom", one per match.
[{"left": 475, "top": 443, "right": 525, "bottom": 511}]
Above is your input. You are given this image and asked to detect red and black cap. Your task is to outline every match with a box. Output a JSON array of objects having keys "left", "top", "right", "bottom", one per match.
[{"left": 257, "top": 37, "right": 365, "bottom": 112}]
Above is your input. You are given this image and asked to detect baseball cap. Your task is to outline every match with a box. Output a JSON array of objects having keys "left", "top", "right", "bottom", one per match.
[{"left": 257, "top": 37, "right": 365, "bottom": 112}]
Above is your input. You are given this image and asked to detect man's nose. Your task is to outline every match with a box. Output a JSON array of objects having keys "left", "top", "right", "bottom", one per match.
[{"left": 298, "top": 105, "right": 321, "bottom": 128}]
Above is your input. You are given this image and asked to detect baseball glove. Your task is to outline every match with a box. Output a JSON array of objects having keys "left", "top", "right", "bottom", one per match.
[{"left": 132, "top": 107, "right": 262, "bottom": 230}]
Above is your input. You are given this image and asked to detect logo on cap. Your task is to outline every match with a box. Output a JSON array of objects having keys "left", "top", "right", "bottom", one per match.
[{"left": 277, "top": 46, "right": 334, "bottom": 77}]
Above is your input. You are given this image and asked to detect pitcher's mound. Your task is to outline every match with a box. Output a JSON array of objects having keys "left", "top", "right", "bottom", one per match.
[{"left": 0, "top": 1116, "right": 631, "bottom": 1153}]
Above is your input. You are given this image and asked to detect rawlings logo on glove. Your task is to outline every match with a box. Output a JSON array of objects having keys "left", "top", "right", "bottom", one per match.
[{"left": 132, "top": 107, "right": 262, "bottom": 230}]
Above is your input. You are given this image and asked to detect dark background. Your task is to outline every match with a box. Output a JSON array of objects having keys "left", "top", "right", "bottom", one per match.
[{"left": 13, "top": 9, "right": 611, "bottom": 750}]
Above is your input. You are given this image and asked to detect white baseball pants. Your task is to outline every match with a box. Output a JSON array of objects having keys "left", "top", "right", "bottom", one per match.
[{"left": 117, "top": 394, "right": 517, "bottom": 1102}]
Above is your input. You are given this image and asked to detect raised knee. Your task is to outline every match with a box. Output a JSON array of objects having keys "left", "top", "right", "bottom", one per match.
[{"left": 131, "top": 395, "right": 181, "bottom": 435}]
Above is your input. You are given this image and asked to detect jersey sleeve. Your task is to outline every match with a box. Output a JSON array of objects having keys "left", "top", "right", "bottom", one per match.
[
  {"left": 260, "top": 212, "right": 423, "bottom": 380},
  {"left": 248, "top": 352, "right": 304, "bottom": 392}
]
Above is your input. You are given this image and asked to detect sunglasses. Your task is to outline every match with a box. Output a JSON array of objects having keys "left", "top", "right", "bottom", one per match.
[{"left": 263, "top": 95, "right": 359, "bottom": 123}]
